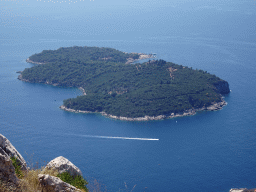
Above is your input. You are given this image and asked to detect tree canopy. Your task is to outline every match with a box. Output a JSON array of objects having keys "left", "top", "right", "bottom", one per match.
[{"left": 21, "top": 46, "right": 229, "bottom": 118}]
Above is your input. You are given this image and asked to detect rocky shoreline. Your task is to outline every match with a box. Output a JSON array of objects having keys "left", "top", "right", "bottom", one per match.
[
  {"left": 60, "top": 98, "right": 227, "bottom": 121},
  {"left": 17, "top": 74, "right": 27, "bottom": 82},
  {"left": 26, "top": 58, "right": 46, "bottom": 65},
  {"left": 125, "top": 53, "right": 155, "bottom": 64},
  {"left": 18, "top": 75, "right": 88, "bottom": 96},
  {"left": 78, "top": 87, "right": 86, "bottom": 95},
  {"left": 18, "top": 74, "right": 60, "bottom": 86}
]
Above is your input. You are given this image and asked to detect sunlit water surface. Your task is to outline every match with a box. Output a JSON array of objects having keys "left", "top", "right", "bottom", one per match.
[{"left": 1, "top": 0, "right": 256, "bottom": 191}]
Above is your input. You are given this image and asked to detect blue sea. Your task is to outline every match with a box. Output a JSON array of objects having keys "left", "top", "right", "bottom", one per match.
[{"left": 1, "top": 0, "right": 256, "bottom": 191}]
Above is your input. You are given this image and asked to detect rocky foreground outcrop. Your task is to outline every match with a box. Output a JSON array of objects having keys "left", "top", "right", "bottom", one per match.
[
  {"left": 39, "top": 156, "right": 84, "bottom": 192},
  {"left": 0, "top": 134, "right": 27, "bottom": 170},
  {"left": 0, "top": 152, "right": 19, "bottom": 185},
  {"left": 45, "top": 156, "right": 83, "bottom": 177},
  {"left": 0, "top": 135, "right": 20, "bottom": 191},
  {"left": 38, "top": 174, "right": 82, "bottom": 192},
  {"left": 0, "top": 134, "right": 84, "bottom": 192}
]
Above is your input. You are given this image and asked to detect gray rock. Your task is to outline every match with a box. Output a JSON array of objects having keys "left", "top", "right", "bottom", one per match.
[
  {"left": 0, "top": 153, "right": 19, "bottom": 184},
  {"left": 38, "top": 174, "right": 82, "bottom": 192},
  {"left": 0, "top": 134, "right": 27, "bottom": 170},
  {"left": 45, "top": 156, "right": 82, "bottom": 177}
]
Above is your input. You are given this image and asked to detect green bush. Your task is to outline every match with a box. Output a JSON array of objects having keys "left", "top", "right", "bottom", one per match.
[
  {"left": 57, "top": 172, "right": 88, "bottom": 192},
  {"left": 10, "top": 156, "right": 24, "bottom": 179}
]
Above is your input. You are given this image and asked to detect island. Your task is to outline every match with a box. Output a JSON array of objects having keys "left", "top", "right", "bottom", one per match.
[{"left": 18, "top": 46, "right": 230, "bottom": 121}]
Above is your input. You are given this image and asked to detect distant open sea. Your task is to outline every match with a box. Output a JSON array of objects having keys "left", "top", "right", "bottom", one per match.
[{"left": 1, "top": 0, "right": 256, "bottom": 191}]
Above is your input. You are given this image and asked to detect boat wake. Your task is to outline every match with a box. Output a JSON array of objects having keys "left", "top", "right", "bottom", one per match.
[{"left": 69, "top": 134, "right": 159, "bottom": 141}]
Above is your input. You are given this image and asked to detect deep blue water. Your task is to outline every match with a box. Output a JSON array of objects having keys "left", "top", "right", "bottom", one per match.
[{"left": 1, "top": 0, "right": 256, "bottom": 191}]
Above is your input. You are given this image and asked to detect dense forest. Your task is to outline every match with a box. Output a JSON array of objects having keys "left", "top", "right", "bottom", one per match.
[{"left": 20, "top": 46, "right": 229, "bottom": 118}]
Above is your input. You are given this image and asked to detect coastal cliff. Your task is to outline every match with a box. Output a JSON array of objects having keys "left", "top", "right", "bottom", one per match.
[{"left": 214, "top": 80, "right": 230, "bottom": 94}]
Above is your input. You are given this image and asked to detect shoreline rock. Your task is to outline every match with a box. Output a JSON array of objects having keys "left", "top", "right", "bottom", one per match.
[
  {"left": 18, "top": 74, "right": 60, "bottom": 87},
  {"left": 125, "top": 53, "right": 155, "bottom": 64},
  {"left": 60, "top": 97, "right": 227, "bottom": 121},
  {"left": 26, "top": 58, "right": 46, "bottom": 65},
  {"left": 79, "top": 87, "right": 86, "bottom": 95}
]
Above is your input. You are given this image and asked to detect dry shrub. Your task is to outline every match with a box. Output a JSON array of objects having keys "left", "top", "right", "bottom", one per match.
[{"left": 18, "top": 167, "right": 59, "bottom": 192}]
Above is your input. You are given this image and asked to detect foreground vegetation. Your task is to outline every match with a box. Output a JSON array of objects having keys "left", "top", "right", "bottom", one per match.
[
  {"left": 0, "top": 157, "right": 88, "bottom": 192},
  {"left": 57, "top": 172, "right": 88, "bottom": 192},
  {"left": 21, "top": 46, "right": 229, "bottom": 118}
]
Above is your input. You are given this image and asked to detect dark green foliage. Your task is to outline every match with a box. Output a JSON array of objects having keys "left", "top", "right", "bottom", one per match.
[
  {"left": 10, "top": 157, "right": 24, "bottom": 179},
  {"left": 21, "top": 46, "right": 228, "bottom": 118},
  {"left": 29, "top": 46, "right": 139, "bottom": 64},
  {"left": 57, "top": 172, "right": 88, "bottom": 192}
]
